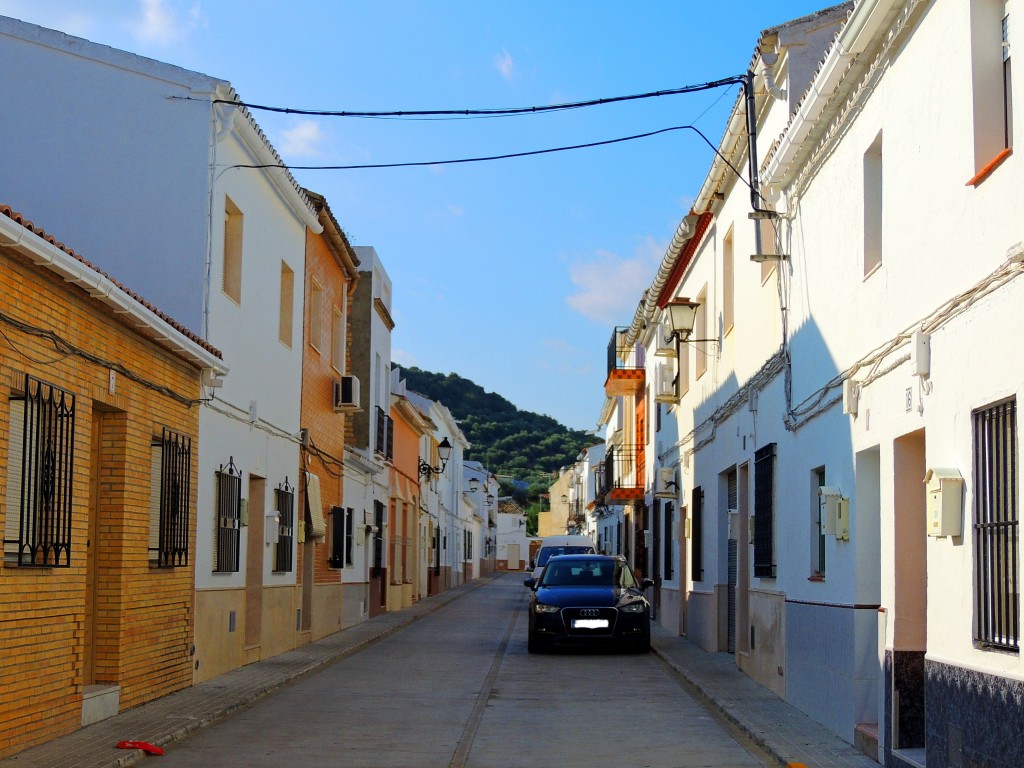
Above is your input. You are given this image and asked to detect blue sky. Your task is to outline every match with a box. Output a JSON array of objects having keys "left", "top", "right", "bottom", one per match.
[{"left": 1, "top": 1, "right": 834, "bottom": 432}]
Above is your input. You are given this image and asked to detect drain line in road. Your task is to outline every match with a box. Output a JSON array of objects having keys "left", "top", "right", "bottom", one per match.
[{"left": 448, "top": 591, "right": 525, "bottom": 768}]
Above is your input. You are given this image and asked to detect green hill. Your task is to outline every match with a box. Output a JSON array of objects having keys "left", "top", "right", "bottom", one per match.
[{"left": 396, "top": 366, "right": 598, "bottom": 494}]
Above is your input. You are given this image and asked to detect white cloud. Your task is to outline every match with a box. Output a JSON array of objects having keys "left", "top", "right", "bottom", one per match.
[
  {"left": 278, "top": 120, "right": 327, "bottom": 158},
  {"left": 494, "top": 48, "right": 515, "bottom": 82},
  {"left": 130, "top": 0, "right": 204, "bottom": 46},
  {"left": 565, "top": 238, "right": 663, "bottom": 325}
]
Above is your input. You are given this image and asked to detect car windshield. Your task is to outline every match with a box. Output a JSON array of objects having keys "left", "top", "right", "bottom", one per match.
[
  {"left": 540, "top": 559, "right": 624, "bottom": 587},
  {"left": 536, "top": 546, "right": 594, "bottom": 567}
]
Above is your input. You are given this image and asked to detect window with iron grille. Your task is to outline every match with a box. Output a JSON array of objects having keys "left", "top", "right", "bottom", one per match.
[
  {"left": 4, "top": 374, "right": 76, "bottom": 567},
  {"left": 664, "top": 503, "right": 674, "bottom": 581},
  {"left": 274, "top": 478, "right": 294, "bottom": 573},
  {"left": 214, "top": 458, "right": 241, "bottom": 573},
  {"left": 753, "top": 443, "right": 777, "bottom": 578},
  {"left": 973, "top": 398, "right": 1019, "bottom": 651},
  {"left": 149, "top": 427, "right": 191, "bottom": 567},
  {"left": 374, "top": 407, "right": 393, "bottom": 460},
  {"left": 691, "top": 486, "right": 703, "bottom": 581},
  {"left": 329, "top": 506, "right": 354, "bottom": 568},
  {"left": 372, "top": 500, "right": 385, "bottom": 575}
]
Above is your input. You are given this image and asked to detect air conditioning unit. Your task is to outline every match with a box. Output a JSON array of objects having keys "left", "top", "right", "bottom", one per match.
[
  {"left": 333, "top": 375, "right": 360, "bottom": 412},
  {"left": 654, "top": 466, "right": 677, "bottom": 498},
  {"left": 653, "top": 322, "right": 677, "bottom": 357},
  {"left": 655, "top": 363, "right": 677, "bottom": 404}
]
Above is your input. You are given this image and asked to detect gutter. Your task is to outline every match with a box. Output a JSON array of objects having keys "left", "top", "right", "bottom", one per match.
[{"left": 763, "top": 0, "right": 901, "bottom": 186}]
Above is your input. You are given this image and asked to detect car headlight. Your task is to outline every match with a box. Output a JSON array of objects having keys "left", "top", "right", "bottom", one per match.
[
  {"left": 534, "top": 603, "right": 560, "bottom": 614},
  {"left": 620, "top": 602, "right": 646, "bottom": 613}
]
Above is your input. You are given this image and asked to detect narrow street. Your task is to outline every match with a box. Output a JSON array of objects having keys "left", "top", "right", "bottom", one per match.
[{"left": 152, "top": 574, "right": 770, "bottom": 768}]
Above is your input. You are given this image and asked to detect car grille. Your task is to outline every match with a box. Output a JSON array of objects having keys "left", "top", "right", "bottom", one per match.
[{"left": 562, "top": 607, "right": 618, "bottom": 635}]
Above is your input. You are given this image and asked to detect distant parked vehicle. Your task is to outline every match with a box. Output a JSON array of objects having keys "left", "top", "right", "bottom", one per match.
[
  {"left": 523, "top": 554, "right": 653, "bottom": 654},
  {"left": 529, "top": 534, "right": 596, "bottom": 581}
]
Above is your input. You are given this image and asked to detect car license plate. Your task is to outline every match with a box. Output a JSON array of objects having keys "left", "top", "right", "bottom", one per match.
[{"left": 572, "top": 619, "right": 609, "bottom": 629}]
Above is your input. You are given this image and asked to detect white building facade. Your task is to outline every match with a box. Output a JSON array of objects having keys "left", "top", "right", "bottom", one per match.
[{"left": 627, "top": 1, "right": 1024, "bottom": 765}]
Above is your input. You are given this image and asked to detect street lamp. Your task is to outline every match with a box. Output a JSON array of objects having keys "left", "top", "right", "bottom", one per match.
[
  {"left": 664, "top": 298, "right": 718, "bottom": 344},
  {"left": 419, "top": 437, "right": 452, "bottom": 479}
]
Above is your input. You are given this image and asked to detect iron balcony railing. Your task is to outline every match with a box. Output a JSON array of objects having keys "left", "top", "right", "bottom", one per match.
[
  {"left": 606, "top": 326, "right": 644, "bottom": 378},
  {"left": 597, "top": 444, "right": 642, "bottom": 500}
]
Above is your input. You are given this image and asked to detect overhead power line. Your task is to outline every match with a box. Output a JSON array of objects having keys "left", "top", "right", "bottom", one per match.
[
  {"left": 228, "top": 122, "right": 751, "bottom": 185},
  {"left": 207, "top": 77, "right": 746, "bottom": 120}
]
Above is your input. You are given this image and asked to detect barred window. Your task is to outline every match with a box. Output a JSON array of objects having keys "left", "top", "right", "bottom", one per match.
[
  {"left": 4, "top": 374, "right": 75, "bottom": 567},
  {"left": 974, "top": 398, "right": 1019, "bottom": 651},
  {"left": 329, "top": 506, "right": 354, "bottom": 568},
  {"left": 149, "top": 427, "right": 191, "bottom": 567},
  {"left": 213, "top": 458, "right": 241, "bottom": 573},
  {"left": 691, "top": 486, "right": 703, "bottom": 581},
  {"left": 753, "top": 443, "right": 777, "bottom": 578},
  {"left": 274, "top": 478, "right": 294, "bottom": 573}
]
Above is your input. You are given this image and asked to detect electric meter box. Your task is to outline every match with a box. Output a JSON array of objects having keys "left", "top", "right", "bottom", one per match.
[
  {"left": 924, "top": 468, "right": 963, "bottom": 537},
  {"left": 818, "top": 486, "right": 849, "bottom": 540}
]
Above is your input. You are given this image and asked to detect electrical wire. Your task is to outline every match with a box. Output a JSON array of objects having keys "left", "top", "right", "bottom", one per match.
[
  {"left": 205, "top": 77, "right": 746, "bottom": 120},
  {"left": 226, "top": 123, "right": 739, "bottom": 172}
]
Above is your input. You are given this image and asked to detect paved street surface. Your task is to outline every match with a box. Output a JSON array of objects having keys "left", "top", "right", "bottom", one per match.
[{"left": 2, "top": 573, "right": 878, "bottom": 768}]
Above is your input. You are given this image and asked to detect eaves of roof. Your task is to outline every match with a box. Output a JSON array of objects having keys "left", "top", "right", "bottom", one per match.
[{"left": 0, "top": 205, "right": 225, "bottom": 370}]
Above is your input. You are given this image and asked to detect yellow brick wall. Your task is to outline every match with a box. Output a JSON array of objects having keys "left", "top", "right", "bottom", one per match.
[{"left": 0, "top": 247, "right": 203, "bottom": 758}]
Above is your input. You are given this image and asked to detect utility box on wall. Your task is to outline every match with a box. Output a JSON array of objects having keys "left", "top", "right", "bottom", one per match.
[
  {"left": 924, "top": 467, "right": 964, "bottom": 537},
  {"left": 819, "top": 486, "right": 850, "bottom": 540}
]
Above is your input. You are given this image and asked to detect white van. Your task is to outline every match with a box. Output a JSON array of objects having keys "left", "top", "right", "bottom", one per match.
[{"left": 529, "top": 534, "right": 597, "bottom": 581}]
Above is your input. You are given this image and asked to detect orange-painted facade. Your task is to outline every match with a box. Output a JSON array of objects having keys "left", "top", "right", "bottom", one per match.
[
  {"left": 297, "top": 194, "right": 359, "bottom": 642},
  {"left": 388, "top": 396, "right": 428, "bottom": 611},
  {"left": 0, "top": 210, "right": 209, "bottom": 758}
]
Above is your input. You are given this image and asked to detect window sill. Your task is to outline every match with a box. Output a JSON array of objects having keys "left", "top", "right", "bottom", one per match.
[
  {"left": 967, "top": 147, "right": 1012, "bottom": 187},
  {"left": 808, "top": 573, "right": 825, "bottom": 582}
]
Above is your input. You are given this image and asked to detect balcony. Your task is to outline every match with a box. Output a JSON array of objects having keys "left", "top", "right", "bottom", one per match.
[
  {"left": 605, "top": 326, "right": 644, "bottom": 397},
  {"left": 596, "top": 444, "right": 644, "bottom": 503}
]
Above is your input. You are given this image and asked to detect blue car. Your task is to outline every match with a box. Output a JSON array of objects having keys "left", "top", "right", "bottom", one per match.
[{"left": 524, "top": 554, "right": 653, "bottom": 653}]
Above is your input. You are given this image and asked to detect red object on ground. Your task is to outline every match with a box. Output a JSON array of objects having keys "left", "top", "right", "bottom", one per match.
[{"left": 117, "top": 740, "right": 165, "bottom": 756}]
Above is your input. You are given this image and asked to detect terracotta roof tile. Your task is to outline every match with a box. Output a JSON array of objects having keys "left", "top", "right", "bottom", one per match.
[{"left": 0, "top": 205, "right": 222, "bottom": 360}]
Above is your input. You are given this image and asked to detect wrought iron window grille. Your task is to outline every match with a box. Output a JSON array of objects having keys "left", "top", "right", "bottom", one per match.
[
  {"left": 4, "top": 374, "right": 75, "bottom": 567},
  {"left": 274, "top": 478, "right": 294, "bottom": 573},
  {"left": 151, "top": 427, "right": 192, "bottom": 567},
  {"left": 214, "top": 457, "right": 242, "bottom": 573}
]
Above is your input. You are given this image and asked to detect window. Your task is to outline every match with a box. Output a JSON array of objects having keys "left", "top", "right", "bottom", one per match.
[
  {"left": 694, "top": 286, "right": 709, "bottom": 380},
  {"left": 723, "top": 226, "right": 735, "bottom": 334},
  {"left": 864, "top": 132, "right": 883, "bottom": 276},
  {"left": 308, "top": 279, "right": 323, "bottom": 352},
  {"left": 149, "top": 427, "right": 192, "bottom": 567},
  {"left": 4, "top": 374, "right": 75, "bottom": 567},
  {"left": 973, "top": 398, "right": 1018, "bottom": 651},
  {"left": 812, "top": 466, "right": 826, "bottom": 578},
  {"left": 371, "top": 500, "right": 385, "bottom": 576},
  {"left": 223, "top": 197, "right": 243, "bottom": 303},
  {"left": 328, "top": 506, "right": 354, "bottom": 568},
  {"left": 213, "top": 458, "right": 242, "bottom": 573},
  {"left": 753, "top": 443, "right": 777, "bottom": 578},
  {"left": 664, "top": 503, "right": 674, "bottom": 581},
  {"left": 971, "top": 0, "right": 1014, "bottom": 180},
  {"left": 279, "top": 261, "right": 295, "bottom": 347},
  {"left": 691, "top": 486, "right": 703, "bottom": 581},
  {"left": 274, "top": 479, "right": 294, "bottom": 573},
  {"left": 331, "top": 304, "right": 345, "bottom": 373},
  {"left": 464, "top": 529, "right": 473, "bottom": 561}
]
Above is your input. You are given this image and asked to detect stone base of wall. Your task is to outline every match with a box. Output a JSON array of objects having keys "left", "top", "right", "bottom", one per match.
[{"left": 923, "top": 658, "right": 1024, "bottom": 768}]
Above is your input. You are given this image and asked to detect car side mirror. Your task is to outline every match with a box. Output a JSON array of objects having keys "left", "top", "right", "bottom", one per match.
[
  {"left": 640, "top": 578, "right": 654, "bottom": 590},
  {"left": 523, "top": 578, "right": 537, "bottom": 589},
  {"left": 529, "top": 558, "right": 535, "bottom": 569}
]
